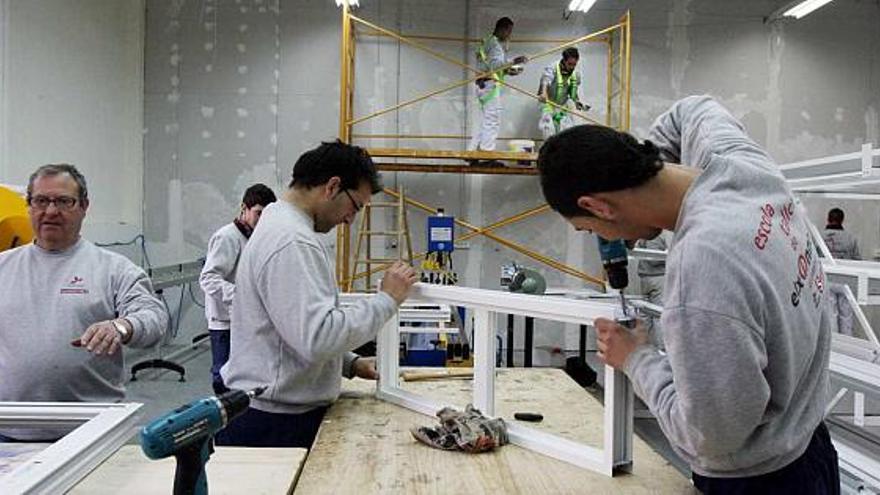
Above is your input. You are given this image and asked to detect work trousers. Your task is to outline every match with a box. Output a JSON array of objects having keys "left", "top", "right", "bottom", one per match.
[
  {"left": 209, "top": 329, "right": 230, "bottom": 394},
  {"left": 469, "top": 82, "right": 502, "bottom": 152},
  {"left": 692, "top": 422, "right": 839, "bottom": 495},
  {"left": 538, "top": 109, "right": 574, "bottom": 140},
  {"left": 214, "top": 405, "right": 329, "bottom": 449}
]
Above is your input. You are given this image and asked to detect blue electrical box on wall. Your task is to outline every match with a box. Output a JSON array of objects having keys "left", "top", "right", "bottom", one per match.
[{"left": 427, "top": 211, "right": 454, "bottom": 252}]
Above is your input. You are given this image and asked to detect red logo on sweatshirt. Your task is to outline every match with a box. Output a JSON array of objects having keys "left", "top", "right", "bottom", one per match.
[
  {"left": 61, "top": 275, "right": 89, "bottom": 295},
  {"left": 753, "top": 204, "right": 775, "bottom": 250}
]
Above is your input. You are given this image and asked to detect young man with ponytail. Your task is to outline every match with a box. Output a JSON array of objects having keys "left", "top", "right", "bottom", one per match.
[{"left": 538, "top": 96, "right": 838, "bottom": 494}]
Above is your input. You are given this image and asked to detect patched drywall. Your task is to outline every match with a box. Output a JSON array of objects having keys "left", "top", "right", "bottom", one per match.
[{"left": 143, "top": 0, "right": 880, "bottom": 363}]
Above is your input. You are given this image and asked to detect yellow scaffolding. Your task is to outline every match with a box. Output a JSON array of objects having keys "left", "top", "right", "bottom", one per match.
[{"left": 335, "top": 3, "right": 632, "bottom": 290}]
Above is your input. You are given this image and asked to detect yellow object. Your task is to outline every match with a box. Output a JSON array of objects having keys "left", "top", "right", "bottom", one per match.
[{"left": 0, "top": 186, "right": 33, "bottom": 252}]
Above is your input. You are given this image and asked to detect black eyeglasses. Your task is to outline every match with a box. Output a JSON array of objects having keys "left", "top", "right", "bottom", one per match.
[
  {"left": 342, "top": 189, "right": 362, "bottom": 213},
  {"left": 28, "top": 196, "right": 79, "bottom": 211}
]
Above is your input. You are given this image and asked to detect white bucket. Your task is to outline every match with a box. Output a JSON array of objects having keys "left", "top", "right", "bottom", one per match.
[{"left": 507, "top": 139, "right": 536, "bottom": 167}]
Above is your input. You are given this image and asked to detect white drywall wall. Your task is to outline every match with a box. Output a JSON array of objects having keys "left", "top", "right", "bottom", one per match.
[{"left": 0, "top": 0, "right": 144, "bottom": 234}]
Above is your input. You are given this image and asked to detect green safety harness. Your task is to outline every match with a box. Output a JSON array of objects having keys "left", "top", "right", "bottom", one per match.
[
  {"left": 476, "top": 35, "right": 505, "bottom": 106},
  {"left": 543, "top": 62, "right": 580, "bottom": 129}
]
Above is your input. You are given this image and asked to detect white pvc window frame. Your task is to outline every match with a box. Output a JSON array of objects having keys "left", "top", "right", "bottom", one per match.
[
  {"left": 0, "top": 402, "right": 142, "bottom": 495},
  {"left": 374, "top": 283, "right": 633, "bottom": 476},
  {"left": 782, "top": 143, "right": 880, "bottom": 193}
]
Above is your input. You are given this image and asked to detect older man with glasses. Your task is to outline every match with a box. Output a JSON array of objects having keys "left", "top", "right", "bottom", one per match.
[{"left": 0, "top": 163, "right": 169, "bottom": 442}]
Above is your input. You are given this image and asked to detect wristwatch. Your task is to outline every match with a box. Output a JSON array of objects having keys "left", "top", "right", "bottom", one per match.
[{"left": 112, "top": 319, "right": 130, "bottom": 343}]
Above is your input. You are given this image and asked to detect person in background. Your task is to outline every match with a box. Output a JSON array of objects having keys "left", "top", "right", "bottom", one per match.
[
  {"left": 631, "top": 230, "right": 672, "bottom": 350},
  {"left": 822, "top": 207, "right": 861, "bottom": 337},
  {"left": 200, "top": 183, "right": 277, "bottom": 393},
  {"left": 0, "top": 164, "right": 168, "bottom": 441},
  {"left": 822, "top": 208, "right": 860, "bottom": 260},
  {"left": 538, "top": 47, "right": 589, "bottom": 140},
  {"left": 469, "top": 17, "right": 528, "bottom": 164}
]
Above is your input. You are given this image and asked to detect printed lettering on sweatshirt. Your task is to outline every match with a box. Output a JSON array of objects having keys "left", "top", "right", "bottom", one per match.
[{"left": 751, "top": 199, "right": 825, "bottom": 308}]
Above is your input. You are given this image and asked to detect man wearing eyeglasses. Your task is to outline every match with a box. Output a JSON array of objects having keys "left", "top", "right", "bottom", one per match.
[
  {"left": 0, "top": 164, "right": 169, "bottom": 442},
  {"left": 217, "top": 141, "right": 418, "bottom": 448}
]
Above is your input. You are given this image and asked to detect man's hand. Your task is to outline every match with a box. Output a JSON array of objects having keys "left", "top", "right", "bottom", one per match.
[
  {"left": 380, "top": 261, "right": 418, "bottom": 304},
  {"left": 79, "top": 320, "right": 129, "bottom": 356},
  {"left": 353, "top": 356, "right": 378, "bottom": 380},
  {"left": 594, "top": 317, "right": 648, "bottom": 369},
  {"left": 513, "top": 55, "right": 528, "bottom": 65}
]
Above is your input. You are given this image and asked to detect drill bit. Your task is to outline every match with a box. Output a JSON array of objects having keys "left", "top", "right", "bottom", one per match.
[{"left": 619, "top": 292, "right": 628, "bottom": 317}]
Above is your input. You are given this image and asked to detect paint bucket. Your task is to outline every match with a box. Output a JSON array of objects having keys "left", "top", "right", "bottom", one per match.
[{"left": 507, "top": 139, "right": 536, "bottom": 168}]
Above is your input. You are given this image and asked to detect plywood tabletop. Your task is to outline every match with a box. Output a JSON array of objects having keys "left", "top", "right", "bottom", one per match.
[
  {"left": 295, "top": 368, "right": 694, "bottom": 495},
  {"left": 71, "top": 445, "right": 307, "bottom": 495}
]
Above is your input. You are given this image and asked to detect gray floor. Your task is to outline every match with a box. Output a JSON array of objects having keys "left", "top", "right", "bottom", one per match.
[{"left": 123, "top": 323, "right": 216, "bottom": 444}]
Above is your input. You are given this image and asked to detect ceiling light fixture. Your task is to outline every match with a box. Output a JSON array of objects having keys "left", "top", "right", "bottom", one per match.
[
  {"left": 567, "top": 0, "right": 598, "bottom": 14},
  {"left": 766, "top": 0, "right": 835, "bottom": 22},
  {"left": 783, "top": 0, "right": 834, "bottom": 18}
]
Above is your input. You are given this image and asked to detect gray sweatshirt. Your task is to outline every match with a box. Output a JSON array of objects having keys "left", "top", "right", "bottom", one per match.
[
  {"left": 624, "top": 96, "right": 833, "bottom": 477},
  {"left": 221, "top": 201, "right": 398, "bottom": 414},
  {"left": 0, "top": 239, "right": 168, "bottom": 439},
  {"left": 822, "top": 227, "right": 860, "bottom": 260},
  {"left": 199, "top": 222, "right": 247, "bottom": 330}
]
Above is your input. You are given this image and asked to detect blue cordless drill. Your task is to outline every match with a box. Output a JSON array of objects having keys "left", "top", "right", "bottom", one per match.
[
  {"left": 596, "top": 236, "right": 635, "bottom": 327},
  {"left": 140, "top": 387, "right": 265, "bottom": 495}
]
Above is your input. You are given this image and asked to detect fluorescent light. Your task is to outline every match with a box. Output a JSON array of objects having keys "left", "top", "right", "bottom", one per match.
[
  {"left": 335, "top": 0, "right": 359, "bottom": 7},
  {"left": 567, "top": 0, "right": 598, "bottom": 13},
  {"left": 782, "top": 0, "right": 834, "bottom": 19}
]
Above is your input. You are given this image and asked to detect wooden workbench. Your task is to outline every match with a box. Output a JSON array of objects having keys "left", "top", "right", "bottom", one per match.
[
  {"left": 71, "top": 445, "right": 307, "bottom": 494},
  {"left": 296, "top": 368, "right": 694, "bottom": 494}
]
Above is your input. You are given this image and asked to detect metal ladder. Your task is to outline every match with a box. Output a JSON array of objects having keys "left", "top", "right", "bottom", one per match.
[{"left": 347, "top": 187, "right": 413, "bottom": 292}]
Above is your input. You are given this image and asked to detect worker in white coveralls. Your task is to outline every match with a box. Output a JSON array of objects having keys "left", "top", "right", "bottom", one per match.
[
  {"left": 538, "top": 47, "right": 590, "bottom": 140},
  {"left": 469, "top": 17, "right": 528, "bottom": 163}
]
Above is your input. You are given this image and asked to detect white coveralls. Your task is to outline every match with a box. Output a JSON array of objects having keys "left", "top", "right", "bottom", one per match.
[
  {"left": 469, "top": 35, "right": 513, "bottom": 152},
  {"left": 539, "top": 62, "right": 581, "bottom": 139}
]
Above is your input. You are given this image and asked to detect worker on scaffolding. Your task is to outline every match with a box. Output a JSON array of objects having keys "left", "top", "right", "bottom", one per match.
[
  {"left": 468, "top": 17, "right": 528, "bottom": 163},
  {"left": 538, "top": 47, "right": 590, "bottom": 140}
]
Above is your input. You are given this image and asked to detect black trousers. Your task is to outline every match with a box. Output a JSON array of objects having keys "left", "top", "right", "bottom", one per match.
[
  {"left": 214, "top": 405, "right": 328, "bottom": 448},
  {"left": 693, "top": 422, "right": 839, "bottom": 495}
]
